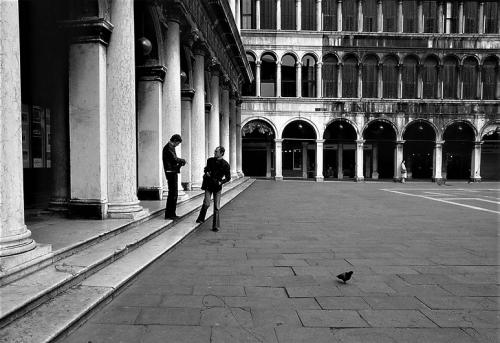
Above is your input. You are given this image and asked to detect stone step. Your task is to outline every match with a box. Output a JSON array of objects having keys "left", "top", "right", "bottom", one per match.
[{"left": 0, "top": 178, "right": 254, "bottom": 338}]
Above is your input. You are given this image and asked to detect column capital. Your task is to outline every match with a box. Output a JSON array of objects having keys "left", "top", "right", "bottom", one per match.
[
  {"left": 59, "top": 18, "right": 114, "bottom": 46},
  {"left": 256, "top": 60, "right": 262, "bottom": 66},
  {"left": 209, "top": 57, "right": 221, "bottom": 72},
  {"left": 395, "top": 140, "right": 405, "bottom": 145},
  {"left": 474, "top": 140, "right": 484, "bottom": 146},
  {"left": 192, "top": 39, "right": 208, "bottom": 56},
  {"left": 316, "top": 62, "right": 323, "bottom": 67},
  {"left": 275, "top": 138, "right": 284, "bottom": 143},
  {"left": 181, "top": 88, "right": 195, "bottom": 100},
  {"left": 276, "top": 60, "right": 282, "bottom": 66},
  {"left": 316, "top": 139, "right": 325, "bottom": 144},
  {"left": 136, "top": 65, "right": 167, "bottom": 82},
  {"left": 295, "top": 62, "right": 303, "bottom": 68},
  {"left": 165, "top": 3, "right": 183, "bottom": 24},
  {"left": 435, "top": 140, "right": 444, "bottom": 146}
]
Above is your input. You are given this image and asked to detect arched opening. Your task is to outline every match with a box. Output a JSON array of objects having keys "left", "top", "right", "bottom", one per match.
[
  {"left": 322, "top": 54, "right": 338, "bottom": 97},
  {"left": 403, "top": 121, "right": 436, "bottom": 179},
  {"left": 242, "top": 120, "right": 276, "bottom": 177},
  {"left": 343, "top": 55, "right": 358, "bottom": 98},
  {"left": 383, "top": 0, "right": 397, "bottom": 32},
  {"left": 464, "top": 1, "right": 478, "bottom": 33},
  {"left": 242, "top": 53, "right": 256, "bottom": 96},
  {"left": 482, "top": 57, "right": 497, "bottom": 100},
  {"left": 282, "top": 54, "right": 296, "bottom": 97},
  {"left": 260, "top": 0, "right": 276, "bottom": 29},
  {"left": 462, "top": 57, "right": 478, "bottom": 100},
  {"left": 323, "top": 121, "right": 357, "bottom": 179},
  {"left": 282, "top": 120, "right": 317, "bottom": 179},
  {"left": 302, "top": 55, "right": 316, "bottom": 97},
  {"left": 443, "top": 122, "right": 474, "bottom": 179},
  {"left": 481, "top": 128, "right": 500, "bottom": 180},
  {"left": 261, "top": 53, "right": 276, "bottom": 97},
  {"left": 443, "top": 56, "right": 459, "bottom": 99},
  {"left": 422, "top": 56, "right": 439, "bottom": 99},
  {"left": 322, "top": 0, "right": 337, "bottom": 31},
  {"left": 342, "top": 0, "right": 357, "bottom": 31},
  {"left": 383, "top": 55, "right": 398, "bottom": 98},
  {"left": 364, "top": 120, "right": 397, "bottom": 179},
  {"left": 362, "top": 55, "right": 378, "bottom": 98},
  {"left": 402, "top": 56, "right": 418, "bottom": 99}
]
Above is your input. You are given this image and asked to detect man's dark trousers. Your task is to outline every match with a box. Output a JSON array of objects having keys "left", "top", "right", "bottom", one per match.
[{"left": 165, "top": 172, "right": 178, "bottom": 218}]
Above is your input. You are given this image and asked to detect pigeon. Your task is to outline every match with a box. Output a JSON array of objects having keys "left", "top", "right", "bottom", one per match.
[{"left": 337, "top": 271, "right": 354, "bottom": 283}]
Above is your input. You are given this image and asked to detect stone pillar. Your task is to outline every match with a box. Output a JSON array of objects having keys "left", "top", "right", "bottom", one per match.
[
  {"left": 397, "top": 63, "right": 403, "bottom": 99},
  {"left": 137, "top": 65, "right": 167, "bottom": 200},
  {"left": 394, "top": 140, "right": 404, "bottom": 181},
  {"left": 476, "top": 64, "right": 482, "bottom": 99},
  {"left": 276, "top": 61, "right": 282, "bottom": 97},
  {"left": 205, "top": 103, "right": 212, "bottom": 163},
  {"left": 163, "top": 14, "right": 186, "bottom": 200},
  {"left": 337, "top": 0, "right": 343, "bottom": 31},
  {"left": 256, "top": 61, "right": 262, "bottom": 97},
  {"left": 357, "top": 0, "right": 363, "bottom": 32},
  {"left": 277, "top": 0, "right": 282, "bottom": 30},
  {"left": 0, "top": 0, "right": 38, "bottom": 259},
  {"left": 355, "top": 139, "right": 364, "bottom": 181},
  {"left": 377, "top": 62, "right": 383, "bottom": 98},
  {"left": 302, "top": 142, "right": 308, "bottom": 178},
  {"left": 417, "top": 0, "right": 423, "bottom": 33},
  {"left": 496, "top": 66, "right": 500, "bottom": 100},
  {"left": 106, "top": 2, "right": 147, "bottom": 219},
  {"left": 372, "top": 144, "right": 379, "bottom": 179},
  {"left": 337, "top": 144, "right": 344, "bottom": 179},
  {"left": 316, "top": 0, "right": 322, "bottom": 31},
  {"left": 338, "top": 62, "right": 343, "bottom": 98},
  {"left": 191, "top": 44, "right": 207, "bottom": 189},
  {"left": 417, "top": 64, "right": 423, "bottom": 99},
  {"left": 478, "top": 1, "right": 484, "bottom": 34},
  {"left": 256, "top": 0, "right": 261, "bottom": 30},
  {"left": 397, "top": 0, "right": 403, "bottom": 32},
  {"left": 296, "top": 0, "right": 302, "bottom": 30},
  {"left": 221, "top": 84, "right": 231, "bottom": 154},
  {"left": 235, "top": 0, "right": 241, "bottom": 29},
  {"left": 266, "top": 145, "right": 272, "bottom": 178},
  {"left": 275, "top": 139, "right": 283, "bottom": 180},
  {"left": 236, "top": 100, "right": 244, "bottom": 176},
  {"left": 377, "top": 0, "right": 383, "bottom": 32},
  {"left": 316, "top": 140, "right": 324, "bottom": 181},
  {"left": 66, "top": 20, "right": 112, "bottom": 218},
  {"left": 181, "top": 89, "right": 195, "bottom": 190},
  {"left": 432, "top": 140, "right": 443, "bottom": 182},
  {"left": 316, "top": 62, "right": 322, "bottom": 98},
  {"left": 296, "top": 62, "right": 302, "bottom": 97},
  {"left": 458, "top": 1, "right": 464, "bottom": 34},
  {"left": 437, "top": 64, "right": 443, "bottom": 99},
  {"left": 470, "top": 141, "right": 482, "bottom": 182},
  {"left": 357, "top": 63, "right": 362, "bottom": 98},
  {"left": 457, "top": 64, "right": 463, "bottom": 99},
  {"left": 208, "top": 67, "right": 221, "bottom": 156},
  {"left": 229, "top": 93, "right": 238, "bottom": 178},
  {"left": 437, "top": 1, "right": 444, "bottom": 33}
]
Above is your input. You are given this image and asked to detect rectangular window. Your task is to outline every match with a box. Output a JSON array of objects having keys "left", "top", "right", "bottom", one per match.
[
  {"left": 403, "top": 0, "right": 418, "bottom": 33},
  {"left": 343, "top": 0, "right": 357, "bottom": 31},
  {"left": 323, "top": 0, "right": 337, "bottom": 31},
  {"left": 423, "top": 1, "right": 438, "bottom": 33},
  {"left": 445, "top": 1, "right": 458, "bottom": 33},
  {"left": 383, "top": 0, "right": 397, "bottom": 32},
  {"left": 484, "top": 1, "right": 499, "bottom": 33},
  {"left": 241, "top": 0, "right": 256, "bottom": 29},
  {"left": 302, "top": 0, "right": 316, "bottom": 30},
  {"left": 363, "top": 0, "right": 377, "bottom": 32},
  {"left": 464, "top": 1, "right": 478, "bottom": 33},
  {"left": 261, "top": 0, "right": 276, "bottom": 29},
  {"left": 282, "top": 0, "right": 296, "bottom": 30}
]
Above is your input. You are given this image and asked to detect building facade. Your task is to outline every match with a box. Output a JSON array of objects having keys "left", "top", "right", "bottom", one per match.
[
  {"left": 0, "top": 0, "right": 250, "bottom": 265},
  {"left": 239, "top": 0, "right": 499, "bottom": 181}
]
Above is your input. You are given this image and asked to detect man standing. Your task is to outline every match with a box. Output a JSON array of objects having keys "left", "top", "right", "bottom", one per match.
[
  {"left": 163, "top": 134, "right": 186, "bottom": 219},
  {"left": 196, "top": 146, "right": 231, "bottom": 232}
]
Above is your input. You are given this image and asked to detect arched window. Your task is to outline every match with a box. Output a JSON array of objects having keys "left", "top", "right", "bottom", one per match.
[
  {"left": 302, "top": 0, "right": 316, "bottom": 30},
  {"left": 282, "top": 54, "right": 296, "bottom": 97},
  {"left": 482, "top": 57, "right": 497, "bottom": 100},
  {"left": 422, "top": 57, "right": 438, "bottom": 99},
  {"left": 302, "top": 55, "right": 316, "bottom": 97},
  {"left": 402, "top": 56, "right": 418, "bottom": 98},
  {"left": 243, "top": 53, "right": 256, "bottom": 96},
  {"left": 383, "top": 56, "right": 398, "bottom": 98},
  {"left": 383, "top": 0, "right": 397, "bottom": 32},
  {"left": 364, "top": 0, "right": 377, "bottom": 32},
  {"left": 443, "top": 56, "right": 458, "bottom": 99},
  {"left": 261, "top": 53, "right": 276, "bottom": 97},
  {"left": 323, "top": 55, "right": 338, "bottom": 97},
  {"left": 464, "top": 1, "right": 478, "bottom": 33},
  {"left": 261, "top": 0, "right": 276, "bottom": 29},
  {"left": 343, "top": 56, "right": 358, "bottom": 98},
  {"left": 343, "top": 0, "right": 357, "bottom": 31},
  {"left": 241, "top": 0, "right": 256, "bottom": 29},
  {"left": 462, "top": 57, "right": 478, "bottom": 99},
  {"left": 362, "top": 55, "right": 378, "bottom": 98},
  {"left": 403, "top": 0, "right": 418, "bottom": 33},
  {"left": 423, "top": 1, "right": 438, "bottom": 32},
  {"left": 322, "top": 0, "right": 337, "bottom": 31},
  {"left": 282, "top": 0, "right": 296, "bottom": 30},
  {"left": 484, "top": 1, "right": 499, "bottom": 33}
]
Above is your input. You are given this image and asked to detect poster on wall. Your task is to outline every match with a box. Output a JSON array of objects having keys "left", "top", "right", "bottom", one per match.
[
  {"left": 31, "top": 106, "right": 44, "bottom": 168},
  {"left": 22, "top": 104, "right": 30, "bottom": 168}
]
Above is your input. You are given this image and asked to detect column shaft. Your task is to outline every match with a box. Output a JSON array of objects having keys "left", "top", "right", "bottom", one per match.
[
  {"left": 437, "top": 1, "right": 444, "bottom": 33},
  {"left": 275, "top": 139, "right": 283, "bottom": 180},
  {"left": 191, "top": 48, "right": 206, "bottom": 189},
  {"left": 316, "top": 62, "right": 322, "bottom": 98},
  {"left": 355, "top": 139, "right": 364, "bottom": 181},
  {"left": 394, "top": 141, "right": 404, "bottom": 181},
  {"left": 296, "top": 63, "right": 302, "bottom": 97},
  {"left": 266, "top": 146, "right": 272, "bottom": 177},
  {"left": 236, "top": 101, "right": 243, "bottom": 176},
  {"left": 478, "top": 1, "right": 484, "bottom": 34},
  {"left": 458, "top": 1, "right": 464, "bottom": 34},
  {"left": 357, "top": 0, "right": 363, "bottom": 32},
  {"left": 316, "top": 0, "right": 322, "bottom": 31},
  {"left": 181, "top": 90, "right": 195, "bottom": 190},
  {"left": 256, "top": 0, "right": 261, "bottom": 29},
  {"left": 377, "top": 0, "right": 383, "bottom": 32},
  {"left": 256, "top": 62, "right": 262, "bottom": 97},
  {"left": 229, "top": 95, "right": 238, "bottom": 178},
  {"left": 397, "top": 0, "right": 403, "bottom": 32},
  {"left": 432, "top": 141, "right": 443, "bottom": 181},
  {"left": 417, "top": 0, "right": 423, "bottom": 33},
  {"left": 338, "top": 63, "right": 343, "bottom": 98},
  {"left": 296, "top": 0, "right": 302, "bottom": 30},
  {"left": 277, "top": 0, "right": 282, "bottom": 30},
  {"left": 316, "top": 140, "right": 324, "bottom": 181},
  {"left": 302, "top": 142, "right": 308, "bottom": 178},
  {"left": 221, "top": 88, "right": 230, "bottom": 152},
  {"left": 209, "top": 71, "right": 220, "bottom": 155},
  {"left": 372, "top": 144, "right": 379, "bottom": 179},
  {"left": 276, "top": 62, "right": 282, "bottom": 97},
  {"left": 337, "top": 144, "right": 343, "bottom": 179},
  {"left": 337, "top": 0, "right": 343, "bottom": 31},
  {"left": 470, "top": 142, "right": 482, "bottom": 182}
]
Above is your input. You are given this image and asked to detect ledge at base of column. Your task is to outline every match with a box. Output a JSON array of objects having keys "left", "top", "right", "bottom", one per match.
[
  {"left": 107, "top": 202, "right": 149, "bottom": 220},
  {"left": 48, "top": 197, "right": 69, "bottom": 212},
  {"left": 138, "top": 187, "right": 163, "bottom": 200},
  {"left": 231, "top": 172, "right": 239, "bottom": 180},
  {"left": 432, "top": 177, "right": 446, "bottom": 185},
  {"left": 178, "top": 189, "right": 189, "bottom": 202},
  {"left": 274, "top": 176, "right": 283, "bottom": 181},
  {"left": 315, "top": 176, "right": 324, "bottom": 182},
  {"left": 469, "top": 177, "right": 481, "bottom": 183},
  {"left": 237, "top": 171, "right": 244, "bottom": 177},
  {"left": 69, "top": 200, "right": 108, "bottom": 219},
  {"left": 0, "top": 244, "right": 52, "bottom": 275},
  {"left": 355, "top": 177, "right": 364, "bottom": 182}
]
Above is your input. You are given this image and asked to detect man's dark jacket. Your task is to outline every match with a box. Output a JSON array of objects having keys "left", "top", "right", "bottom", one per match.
[
  {"left": 162, "top": 142, "right": 184, "bottom": 173},
  {"left": 202, "top": 157, "right": 231, "bottom": 192}
]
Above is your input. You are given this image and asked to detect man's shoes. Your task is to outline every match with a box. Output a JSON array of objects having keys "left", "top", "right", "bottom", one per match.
[
  {"left": 196, "top": 219, "right": 204, "bottom": 224},
  {"left": 165, "top": 215, "right": 180, "bottom": 220},
  {"left": 211, "top": 227, "right": 219, "bottom": 232}
]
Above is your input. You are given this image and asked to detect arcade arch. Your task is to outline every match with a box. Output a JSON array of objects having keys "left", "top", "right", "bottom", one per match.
[
  {"left": 443, "top": 121, "right": 475, "bottom": 179},
  {"left": 241, "top": 119, "right": 276, "bottom": 177},
  {"left": 323, "top": 120, "right": 357, "bottom": 179},
  {"left": 403, "top": 121, "right": 436, "bottom": 179},
  {"left": 363, "top": 120, "right": 397, "bottom": 179},
  {"left": 282, "top": 120, "right": 317, "bottom": 178}
]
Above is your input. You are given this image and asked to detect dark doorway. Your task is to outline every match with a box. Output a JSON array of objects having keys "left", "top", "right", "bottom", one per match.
[
  {"left": 242, "top": 120, "right": 275, "bottom": 177},
  {"left": 282, "top": 120, "right": 316, "bottom": 178},
  {"left": 364, "top": 120, "right": 396, "bottom": 179},
  {"left": 403, "top": 121, "right": 436, "bottom": 179},
  {"left": 443, "top": 122, "right": 474, "bottom": 179},
  {"left": 481, "top": 130, "right": 500, "bottom": 180}
]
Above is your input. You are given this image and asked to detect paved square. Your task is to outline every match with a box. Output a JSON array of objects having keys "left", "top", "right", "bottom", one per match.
[{"left": 63, "top": 181, "right": 499, "bottom": 342}]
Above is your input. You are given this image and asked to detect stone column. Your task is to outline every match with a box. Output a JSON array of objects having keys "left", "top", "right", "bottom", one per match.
[
  {"left": 397, "top": 0, "right": 403, "bottom": 32},
  {"left": 0, "top": 0, "right": 38, "bottom": 259},
  {"left": 66, "top": 20, "right": 112, "bottom": 218},
  {"left": 377, "top": 0, "right": 383, "bottom": 32},
  {"left": 357, "top": 0, "right": 363, "bottom": 32},
  {"left": 437, "top": 64, "right": 443, "bottom": 99},
  {"left": 394, "top": 140, "right": 404, "bottom": 181},
  {"left": 377, "top": 62, "right": 383, "bottom": 98},
  {"left": 256, "top": 61, "right": 262, "bottom": 97},
  {"left": 457, "top": 64, "right": 463, "bottom": 99},
  {"left": 296, "top": 62, "right": 302, "bottom": 97},
  {"left": 478, "top": 1, "right": 484, "bottom": 34},
  {"left": 496, "top": 66, "right": 500, "bottom": 100},
  {"left": 297, "top": 0, "right": 302, "bottom": 30},
  {"left": 316, "top": 0, "right": 322, "bottom": 31},
  {"left": 397, "top": 63, "right": 403, "bottom": 98},
  {"left": 205, "top": 103, "right": 212, "bottom": 165},
  {"left": 221, "top": 83, "right": 230, "bottom": 154},
  {"left": 256, "top": 0, "right": 261, "bottom": 29},
  {"left": 417, "top": 64, "right": 423, "bottom": 99},
  {"left": 432, "top": 140, "right": 443, "bottom": 182},
  {"left": 163, "top": 13, "right": 186, "bottom": 200},
  {"left": 470, "top": 141, "right": 482, "bottom": 182},
  {"left": 208, "top": 66, "right": 221, "bottom": 156},
  {"left": 316, "top": 62, "right": 323, "bottom": 98},
  {"left": 372, "top": 144, "right": 379, "bottom": 179},
  {"left": 137, "top": 65, "right": 167, "bottom": 200},
  {"left": 235, "top": 0, "right": 241, "bottom": 29},
  {"left": 476, "top": 64, "right": 482, "bottom": 99},
  {"left": 266, "top": 145, "right": 272, "bottom": 178},
  {"left": 277, "top": 0, "right": 282, "bottom": 30},
  {"left": 337, "top": 0, "right": 343, "bottom": 31},
  {"left": 357, "top": 62, "right": 362, "bottom": 98},
  {"left": 276, "top": 61, "right": 282, "bottom": 97},
  {"left": 191, "top": 44, "right": 207, "bottom": 189},
  {"left": 417, "top": 0, "right": 423, "bottom": 33},
  {"left": 355, "top": 139, "right": 364, "bottom": 181},
  {"left": 302, "top": 142, "right": 308, "bottom": 178},
  {"left": 229, "top": 93, "right": 238, "bottom": 178},
  {"left": 316, "top": 139, "right": 324, "bottom": 181},
  {"left": 181, "top": 89, "right": 195, "bottom": 190},
  {"left": 458, "top": 1, "right": 464, "bottom": 34},
  {"left": 338, "top": 62, "right": 343, "bottom": 98},
  {"left": 437, "top": 1, "right": 444, "bottom": 33},
  {"left": 236, "top": 100, "right": 244, "bottom": 176},
  {"left": 337, "top": 144, "right": 343, "bottom": 179},
  {"left": 275, "top": 139, "right": 283, "bottom": 180},
  {"left": 106, "top": 2, "right": 147, "bottom": 219}
]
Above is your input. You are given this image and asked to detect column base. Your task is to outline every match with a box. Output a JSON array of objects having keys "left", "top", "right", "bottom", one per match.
[
  {"left": 237, "top": 171, "right": 244, "bottom": 177},
  {"left": 432, "top": 177, "right": 445, "bottom": 185},
  {"left": 355, "top": 176, "right": 364, "bottom": 182},
  {"left": 69, "top": 200, "right": 108, "bottom": 219},
  {"left": 181, "top": 182, "right": 191, "bottom": 191},
  {"left": 48, "top": 197, "right": 69, "bottom": 212},
  {"left": 0, "top": 243, "right": 52, "bottom": 274},
  {"left": 315, "top": 176, "right": 324, "bottom": 182},
  {"left": 393, "top": 178, "right": 402, "bottom": 183},
  {"left": 274, "top": 176, "right": 283, "bottom": 181},
  {"left": 469, "top": 177, "right": 481, "bottom": 183},
  {"left": 231, "top": 172, "right": 239, "bottom": 180},
  {"left": 0, "top": 228, "right": 37, "bottom": 257},
  {"left": 138, "top": 187, "right": 163, "bottom": 200},
  {"left": 178, "top": 189, "right": 189, "bottom": 202},
  {"left": 371, "top": 172, "right": 379, "bottom": 179},
  {"left": 107, "top": 201, "right": 149, "bottom": 219}
]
